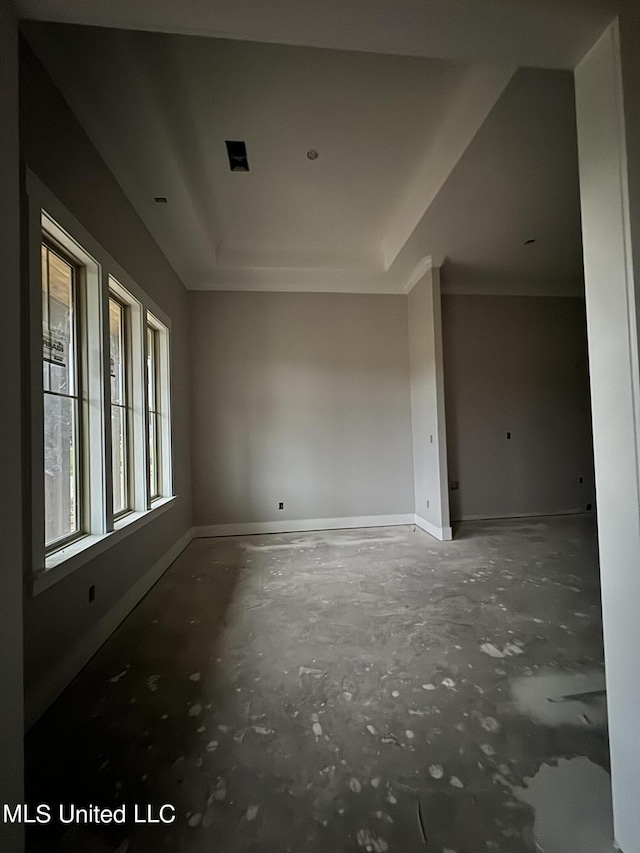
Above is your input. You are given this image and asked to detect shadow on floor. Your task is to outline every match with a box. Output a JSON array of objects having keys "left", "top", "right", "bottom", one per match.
[
  {"left": 26, "top": 536, "right": 245, "bottom": 852},
  {"left": 25, "top": 518, "right": 613, "bottom": 852}
]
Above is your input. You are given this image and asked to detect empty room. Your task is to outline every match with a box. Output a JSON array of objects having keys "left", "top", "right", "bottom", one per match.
[{"left": 3, "top": 1, "right": 640, "bottom": 852}]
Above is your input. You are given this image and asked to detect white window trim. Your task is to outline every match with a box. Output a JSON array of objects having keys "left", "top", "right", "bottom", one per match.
[
  {"left": 40, "top": 234, "right": 98, "bottom": 549},
  {"left": 147, "top": 312, "right": 173, "bottom": 504},
  {"left": 33, "top": 497, "right": 176, "bottom": 595},
  {"left": 109, "top": 276, "right": 147, "bottom": 515},
  {"left": 27, "top": 171, "right": 176, "bottom": 596}
]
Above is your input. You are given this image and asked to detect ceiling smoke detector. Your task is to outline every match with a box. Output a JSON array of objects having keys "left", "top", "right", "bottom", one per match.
[{"left": 307, "top": 149, "right": 319, "bottom": 160}]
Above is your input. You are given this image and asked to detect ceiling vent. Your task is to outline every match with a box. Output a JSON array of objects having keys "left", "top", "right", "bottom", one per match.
[{"left": 226, "top": 140, "right": 249, "bottom": 172}]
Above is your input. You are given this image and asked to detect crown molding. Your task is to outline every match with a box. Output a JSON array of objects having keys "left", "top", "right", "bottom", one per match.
[{"left": 404, "top": 255, "right": 446, "bottom": 294}]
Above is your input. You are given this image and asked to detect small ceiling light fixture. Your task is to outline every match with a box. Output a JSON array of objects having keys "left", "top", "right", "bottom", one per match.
[
  {"left": 154, "top": 196, "right": 168, "bottom": 204},
  {"left": 307, "top": 149, "right": 319, "bottom": 160},
  {"left": 524, "top": 238, "right": 536, "bottom": 245}
]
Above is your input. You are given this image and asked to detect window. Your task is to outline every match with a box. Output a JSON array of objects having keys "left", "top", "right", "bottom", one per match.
[
  {"left": 31, "top": 182, "right": 175, "bottom": 589},
  {"left": 146, "top": 314, "right": 171, "bottom": 504},
  {"left": 42, "top": 241, "right": 82, "bottom": 551},
  {"left": 147, "top": 324, "right": 160, "bottom": 501},
  {"left": 109, "top": 295, "right": 130, "bottom": 516}
]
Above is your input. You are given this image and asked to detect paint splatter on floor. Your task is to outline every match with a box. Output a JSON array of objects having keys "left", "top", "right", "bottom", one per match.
[
  {"left": 512, "top": 757, "right": 615, "bottom": 852},
  {"left": 25, "top": 516, "right": 613, "bottom": 852}
]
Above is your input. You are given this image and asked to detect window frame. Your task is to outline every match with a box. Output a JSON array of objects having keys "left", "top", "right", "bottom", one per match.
[
  {"left": 27, "top": 171, "right": 176, "bottom": 596},
  {"left": 109, "top": 290, "right": 132, "bottom": 519},
  {"left": 41, "top": 237, "right": 85, "bottom": 554},
  {"left": 147, "top": 323, "right": 160, "bottom": 502},
  {"left": 146, "top": 312, "right": 173, "bottom": 506}
]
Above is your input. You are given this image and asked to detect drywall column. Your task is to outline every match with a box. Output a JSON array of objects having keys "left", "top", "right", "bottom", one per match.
[
  {"left": 0, "top": 1, "right": 24, "bottom": 850},
  {"left": 575, "top": 16, "right": 640, "bottom": 853},
  {"left": 407, "top": 260, "right": 452, "bottom": 540}
]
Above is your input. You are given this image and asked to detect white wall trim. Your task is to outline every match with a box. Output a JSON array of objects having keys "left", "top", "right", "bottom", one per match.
[
  {"left": 194, "top": 515, "right": 415, "bottom": 538},
  {"left": 414, "top": 514, "right": 453, "bottom": 541},
  {"left": 404, "top": 254, "right": 447, "bottom": 295},
  {"left": 404, "top": 255, "right": 434, "bottom": 294},
  {"left": 194, "top": 514, "right": 455, "bottom": 542},
  {"left": 25, "top": 526, "right": 195, "bottom": 730},
  {"left": 453, "top": 508, "right": 591, "bottom": 523},
  {"left": 575, "top": 21, "right": 640, "bottom": 848}
]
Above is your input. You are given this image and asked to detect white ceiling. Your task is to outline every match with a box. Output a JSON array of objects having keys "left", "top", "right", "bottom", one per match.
[
  {"left": 393, "top": 67, "right": 586, "bottom": 297},
  {"left": 23, "top": 17, "right": 587, "bottom": 295}
]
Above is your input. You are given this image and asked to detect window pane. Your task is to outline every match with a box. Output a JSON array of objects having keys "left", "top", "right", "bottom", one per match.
[
  {"left": 109, "top": 296, "right": 129, "bottom": 514},
  {"left": 149, "top": 414, "right": 158, "bottom": 498},
  {"left": 42, "top": 242, "right": 80, "bottom": 549},
  {"left": 147, "top": 324, "right": 161, "bottom": 500},
  {"left": 109, "top": 298, "right": 125, "bottom": 406},
  {"left": 111, "top": 405, "right": 127, "bottom": 515},
  {"left": 147, "top": 327, "right": 156, "bottom": 412},
  {"left": 42, "top": 245, "right": 49, "bottom": 392},
  {"left": 44, "top": 393, "right": 79, "bottom": 545},
  {"left": 43, "top": 248, "right": 76, "bottom": 397}
]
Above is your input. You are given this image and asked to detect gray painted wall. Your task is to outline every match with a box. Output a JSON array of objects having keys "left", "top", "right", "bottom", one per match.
[
  {"left": 442, "top": 293, "right": 595, "bottom": 521},
  {"left": 189, "top": 291, "right": 415, "bottom": 526},
  {"left": 407, "top": 266, "right": 451, "bottom": 536},
  {"left": 20, "top": 43, "right": 192, "bottom": 717},
  {"left": 0, "top": 4, "right": 24, "bottom": 849}
]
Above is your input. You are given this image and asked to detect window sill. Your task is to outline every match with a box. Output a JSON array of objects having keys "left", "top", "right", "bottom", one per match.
[{"left": 32, "top": 496, "right": 177, "bottom": 596}]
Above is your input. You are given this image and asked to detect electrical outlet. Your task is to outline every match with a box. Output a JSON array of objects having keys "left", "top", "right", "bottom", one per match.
[{"left": 278, "top": 502, "right": 284, "bottom": 510}]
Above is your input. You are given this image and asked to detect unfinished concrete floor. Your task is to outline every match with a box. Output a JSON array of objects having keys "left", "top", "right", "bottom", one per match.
[{"left": 26, "top": 516, "right": 615, "bottom": 852}]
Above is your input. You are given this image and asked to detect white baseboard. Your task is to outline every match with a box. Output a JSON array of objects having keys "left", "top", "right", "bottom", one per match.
[
  {"left": 414, "top": 514, "right": 453, "bottom": 541},
  {"left": 453, "top": 508, "right": 590, "bottom": 522},
  {"left": 193, "top": 514, "right": 415, "bottom": 538},
  {"left": 25, "top": 526, "right": 195, "bottom": 730}
]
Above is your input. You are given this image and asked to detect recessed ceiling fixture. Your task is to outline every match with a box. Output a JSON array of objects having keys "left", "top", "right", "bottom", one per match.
[
  {"left": 154, "top": 196, "right": 168, "bottom": 204},
  {"left": 307, "top": 149, "right": 319, "bottom": 160},
  {"left": 226, "top": 140, "right": 249, "bottom": 172},
  {"left": 524, "top": 238, "right": 536, "bottom": 245}
]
